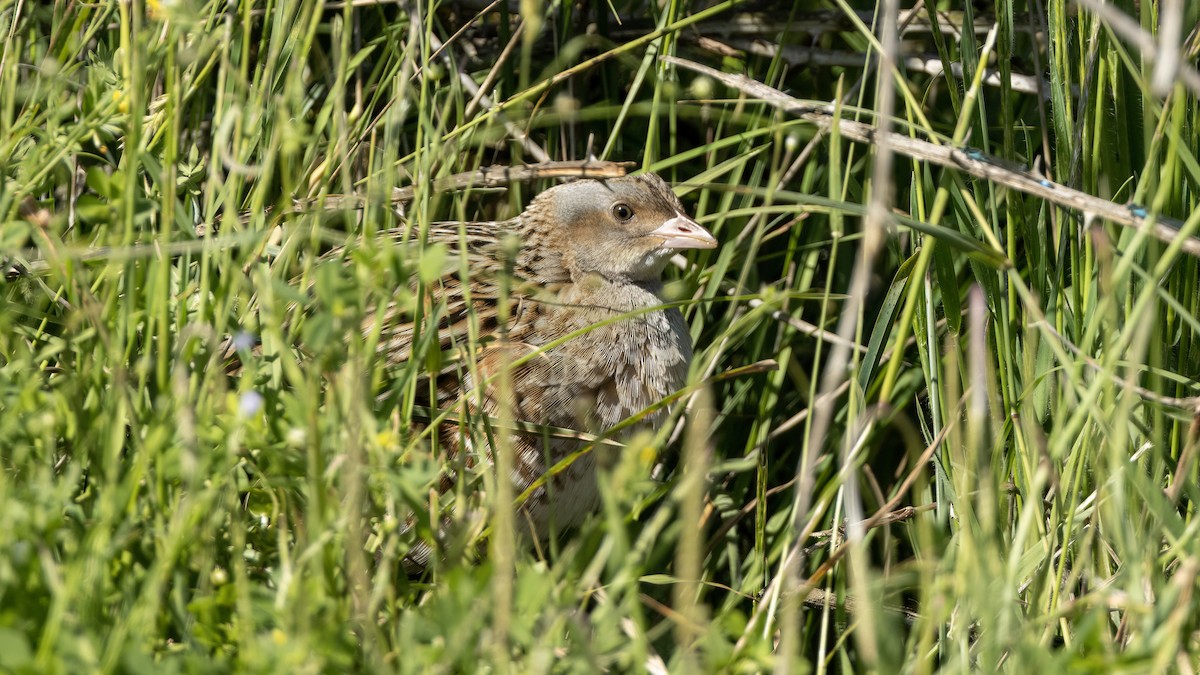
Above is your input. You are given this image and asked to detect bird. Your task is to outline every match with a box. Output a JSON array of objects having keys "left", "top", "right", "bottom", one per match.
[
  {"left": 224, "top": 172, "right": 718, "bottom": 569},
  {"left": 382, "top": 172, "right": 718, "bottom": 570}
]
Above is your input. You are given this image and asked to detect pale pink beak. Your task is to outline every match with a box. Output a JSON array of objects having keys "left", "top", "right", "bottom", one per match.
[{"left": 649, "top": 215, "right": 718, "bottom": 250}]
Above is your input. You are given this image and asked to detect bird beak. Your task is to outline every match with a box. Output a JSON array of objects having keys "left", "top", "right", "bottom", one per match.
[{"left": 649, "top": 215, "right": 718, "bottom": 250}]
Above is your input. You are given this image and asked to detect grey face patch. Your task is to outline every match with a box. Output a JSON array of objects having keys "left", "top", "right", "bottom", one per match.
[
  {"left": 550, "top": 175, "right": 684, "bottom": 238},
  {"left": 552, "top": 180, "right": 619, "bottom": 231},
  {"left": 525, "top": 174, "right": 698, "bottom": 281}
]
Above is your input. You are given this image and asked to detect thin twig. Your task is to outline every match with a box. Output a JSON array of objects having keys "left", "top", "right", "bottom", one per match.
[
  {"left": 700, "top": 38, "right": 1053, "bottom": 98},
  {"left": 298, "top": 160, "right": 633, "bottom": 217},
  {"left": 662, "top": 56, "right": 1200, "bottom": 259},
  {"left": 4, "top": 161, "right": 637, "bottom": 279}
]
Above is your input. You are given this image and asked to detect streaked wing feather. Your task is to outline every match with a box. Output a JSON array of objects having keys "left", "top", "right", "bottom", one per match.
[{"left": 371, "top": 219, "right": 534, "bottom": 375}]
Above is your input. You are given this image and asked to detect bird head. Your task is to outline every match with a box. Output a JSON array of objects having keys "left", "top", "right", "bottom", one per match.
[{"left": 524, "top": 173, "right": 717, "bottom": 283}]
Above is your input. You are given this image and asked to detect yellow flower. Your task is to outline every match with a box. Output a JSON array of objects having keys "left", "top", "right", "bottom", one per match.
[{"left": 639, "top": 445, "right": 657, "bottom": 467}]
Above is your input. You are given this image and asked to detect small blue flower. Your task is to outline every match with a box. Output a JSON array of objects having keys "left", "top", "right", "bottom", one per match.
[
  {"left": 232, "top": 331, "right": 257, "bottom": 351},
  {"left": 239, "top": 391, "right": 264, "bottom": 417}
]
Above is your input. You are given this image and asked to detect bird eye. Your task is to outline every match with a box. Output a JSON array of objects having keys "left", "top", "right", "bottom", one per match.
[{"left": 612, "top": 203, "right": 634, "bottom": 221}]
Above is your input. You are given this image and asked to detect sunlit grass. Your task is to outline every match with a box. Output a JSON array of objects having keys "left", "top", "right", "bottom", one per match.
[{"left": 2, "top": 0, "right": 1199, "bottom": 671}]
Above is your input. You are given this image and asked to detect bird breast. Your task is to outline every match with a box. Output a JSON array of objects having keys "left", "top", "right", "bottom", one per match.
[
  {"left": 526, "top": 280, "right": 692, "bottom": 436},
  {"left": 451, "top": 278, "right": 693, "bottom": 535}
]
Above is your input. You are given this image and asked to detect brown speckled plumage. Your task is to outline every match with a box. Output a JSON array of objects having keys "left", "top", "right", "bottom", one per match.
[{"left": 382, "top": 174, "right": 718, "bottom": 570}]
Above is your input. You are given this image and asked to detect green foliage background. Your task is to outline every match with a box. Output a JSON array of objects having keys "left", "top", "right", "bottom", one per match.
[{"left": 2, "top": 0, "right": 1199, "bottom": 671}]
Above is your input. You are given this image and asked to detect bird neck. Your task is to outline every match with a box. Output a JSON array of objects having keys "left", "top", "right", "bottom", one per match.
[
  {"left": 567, "top": 247, "right": 674, "bottom": 287},
  {"left": 569, "top": 270, "right": 664, "bottom": 305}
]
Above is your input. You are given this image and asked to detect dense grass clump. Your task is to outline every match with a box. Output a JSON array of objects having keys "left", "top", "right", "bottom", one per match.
[{"left": 2, "top": 0, "right": 1200, "bottom": 671}]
